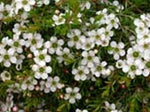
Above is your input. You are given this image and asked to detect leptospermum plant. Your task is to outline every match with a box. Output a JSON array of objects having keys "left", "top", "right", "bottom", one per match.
[{"left": 0, "top": 0, "right": 150, "bottom": 112}]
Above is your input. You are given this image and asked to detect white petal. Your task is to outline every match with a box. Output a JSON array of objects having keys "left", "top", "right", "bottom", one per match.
[
  {"left": 69, "top": 98, "right": 75, "bottom": 104},
  {"left": 143, "top": 69, "right": 149, "bottom": 77},
  {"left": 76, "top": 93, "right": 81, "bottom": 99},
  {"left": 50, "top": 86, "right": 56, "bottom": 92},
  {"left": 0, "top": 56, "right": 3, "bottom": 62},
  {"left": 66, "top": 87, "right": 72, "bottom": 93},
  {"left": 32, "top": 65, "right": 38, "bottom": 71},
  {"left": 42, "top": 73, "right": 48, "bottom": 79},
  {"left": 28, "top": 85, "right": 34, "bottom": 90},
  {"left": 45, "top": 55, "right": 51, "bottom": 62},
  {"left": 10, "top": 57, "right": 17, "bottom": 63},
  {"left": 39, "top": 61, "right": 46, "bottom": 67},
  {"left": 24, "top": 5, "right": 31, "bottom": 12},
  {"left": 35, "top": 72, "right": 40, "bottom": 79},
  {"left": 81, "top": 75, "right": 87, "bottom": 81},
  {"left": 4, "top": 61, "right": 11, "bottom": 67},
  {"left": 46, "top": 66, "right": 52, "bottom": 73},
  {"left": 21, "top": 84, "right": 27, "bottom": 90},
  {"left": 75, "top": 75, "right": 80, "bottom": 81},
  {"left": 54, "top": 76, "right": 59, "bottom": 82}
]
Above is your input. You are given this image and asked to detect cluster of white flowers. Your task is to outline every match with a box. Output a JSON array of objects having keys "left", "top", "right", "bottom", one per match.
[
  {"left": 1, "top": 0, "right": 149, "bottom": 111},
  {"left": 118, "top": 14, "right": 150, "bottom": 78},
  {"left": 0, "top": 0, "right": 51, "bottom": 19},
  {"left": 63, "top": 8, "right": 120, "bottom": 81},
  {"left": 71, "top": 49, "right": 114, "bottom": 81},
  {"left": 104, "top": 101, "right": 122, "bottom": 112},
  {"left": 66, "top": 9, "right": 119, "bottom": 50},
  {"left": 0, "top": 1, "right": 121, "bottom": 110},
  {"left": 14, "top": 0, "right": 35, "bottom": 12}
]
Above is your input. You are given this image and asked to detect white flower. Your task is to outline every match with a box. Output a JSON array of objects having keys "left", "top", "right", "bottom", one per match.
[
  {"left": 40, "top": 80, "right": 51, "bottom": 93},
  {"left": 0, "top": 48, "right": 17, "bottom": 67},
  {"left": 81, "top": 37, "right": 95, "bottom": 51},
  {"left": 75, "top": 109, "right": 88, "bottom": 112},
  {"left": 0, "top": 3, "right": 13, "bottom": 19},
  {"left": 72, "top": 66, "right": 89, "bottom": 81},
  {"left": 15, "top": 0, "right": 35, "bottom": 12},
  {"left": 134, "top": 18, "right": 148, "bottom": 36},
  {"left": 81, "top": 50, "right": 99, "bottom": 68},
  {"left": 13, "top": 23, "right": 26, "bottom": 35},
  {"left": 7, "top": 34, "right": 25, "bottom": 53},
  {"left": 96, "top": 8, "right": 108, "bottom": 25},
  {"left": 104, "top": 101, "right": 122, "bottom": 112},
  {"left": 112, "top": 1, "right": 124, "bottom": 12},
  {"left": 67, "top": 29, "right": 83, "bottom": 49},
  {"left": 106, "top": 13, "right": 119, "bottom": 29},
  {"left": 116, "top": 60, "right": 124, "bottom": 69},
  {"left": 45, "top": 76, "right": 64, "bottom": 92},
  {"left": 88, "top": 29, "right": 105, "bottom": 46},
  {"left": 64, "top": 87, "right": 82, "bottom": 104},
  {"left": 91, "top": 61, "right": 107, "bottom": 77},
  {"left": 21, "top": 77, "right": 37, "bottom": 91},
  {"left": 80, "top": 1, "right": 91, "bottom": 11},
  {"left": 39, "top": 76, "right": 63, "bottom": 93},
  {"left": 0, "top": 71, "right": 11, "bottom": 82},
  {"left": 52, "top": 13, "right": 65, "bottom": 26},
  {"left": 126, "top": 46, "right": 141, "bottom": 61},
  {"left": 23, "top": 33, "right": 44, "bottom": 52},
  {"left": 44, "top": 36, "right": 64, "bottom": 55},
  {"left": 108, "top": 41, "right": 125, "bottom": 60},
  {"left": 90, "top": 27, "right": 113, "bottom": 47},
  {"left": 122, "top": 59, "right": 144, "bottom": 79},
  {"left": 1, "top": 36, "right": 11, "bottom": 46},
  {"left": 32, "top": 64, "right": 52, "bottom": 79},
  {"left": 57, "top": 47, "right": 73, "bottom": 64},
  {"left": 103, "top": 27, "right": 114, "bottom": 38},
  {"left": 33, "top": 49, "right": 51, "bottom": 67}
]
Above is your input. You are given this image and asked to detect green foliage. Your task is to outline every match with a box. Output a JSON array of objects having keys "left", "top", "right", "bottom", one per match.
[{"left": 0, "top": 0, "right": 150, "bottom": 112}]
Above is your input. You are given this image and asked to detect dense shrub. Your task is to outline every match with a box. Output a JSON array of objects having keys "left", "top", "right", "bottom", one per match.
[{"left": 0, "top": 0, "right": 150, "bottom": 112}]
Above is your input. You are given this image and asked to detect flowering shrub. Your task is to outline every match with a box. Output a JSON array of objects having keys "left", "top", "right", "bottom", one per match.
[{"left": 0, "top": 0, "right": 150, "bottom": 112}]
